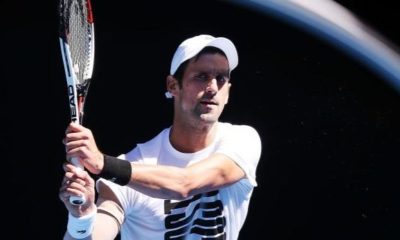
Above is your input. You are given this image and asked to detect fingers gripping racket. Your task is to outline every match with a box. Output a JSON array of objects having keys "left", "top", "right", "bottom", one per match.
[{"left": 59, "top": 0, "right": 95, "bottom": 205}]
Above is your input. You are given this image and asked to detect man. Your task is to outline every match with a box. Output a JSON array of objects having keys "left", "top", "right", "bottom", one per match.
[{"left": 60, "top": 34, "right": 262, "bottom": 240}]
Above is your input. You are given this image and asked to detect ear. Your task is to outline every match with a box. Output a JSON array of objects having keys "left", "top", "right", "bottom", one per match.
[{"left": 166, "top": 75, "right": 179, "bottom": 97}]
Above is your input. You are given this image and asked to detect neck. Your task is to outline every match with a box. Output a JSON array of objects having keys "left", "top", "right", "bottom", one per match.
[{"left": 169, "top": 121, "right": 218, "bottom": 153}]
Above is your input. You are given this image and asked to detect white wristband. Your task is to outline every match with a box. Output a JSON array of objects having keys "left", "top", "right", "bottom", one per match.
[{"left": 67, "top": 207, "right": 97, "bottom": 239}]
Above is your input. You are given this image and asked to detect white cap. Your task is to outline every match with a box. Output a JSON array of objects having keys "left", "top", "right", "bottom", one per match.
[{"left": 170, "top": 34, "right": 238, "bottom": 75}]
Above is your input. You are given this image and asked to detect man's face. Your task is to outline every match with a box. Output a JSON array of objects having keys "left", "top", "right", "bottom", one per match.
[{"left": 173, "top": 53, "right": 231, "bottom": 126}]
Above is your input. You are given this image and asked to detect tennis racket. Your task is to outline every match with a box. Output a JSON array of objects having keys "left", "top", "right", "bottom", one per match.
[{"left": 59, "top": 0, "right": 95, "bottom": 205}]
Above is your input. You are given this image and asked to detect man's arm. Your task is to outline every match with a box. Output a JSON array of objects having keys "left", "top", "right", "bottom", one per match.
[
  {"left": 60, "top": 164, "right": 122, "bottom": 240},
  {"left": 63, "top": 212, "right": 120, "bottom": 240},
  {"left": 65, "top": 122, "right": 250, "bottom": 200},
  {"left": 127, "top": 153, "right": 245, "bottom": 199}
]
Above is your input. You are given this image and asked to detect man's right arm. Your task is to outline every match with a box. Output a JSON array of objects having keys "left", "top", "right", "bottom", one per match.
[
  {"left": 63, "top": 211, "right": 120, "bottom": 240},
  {"left": 60, "top": 164, "right": 124, "bottom": 240}
]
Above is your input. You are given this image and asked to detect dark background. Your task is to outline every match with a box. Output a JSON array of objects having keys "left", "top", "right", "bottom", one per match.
[{"left": 3, "top": 0, "right": 400, "bottom": 239}]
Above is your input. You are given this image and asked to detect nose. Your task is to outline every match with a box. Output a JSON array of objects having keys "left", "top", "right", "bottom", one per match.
[{"left": 205, "top": 78, "right": 218, "bottom": 94}]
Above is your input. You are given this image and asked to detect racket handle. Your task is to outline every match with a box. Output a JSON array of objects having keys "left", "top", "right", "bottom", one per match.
[{"left": 69, "top": 157, "right": 87, "bottom": 205}]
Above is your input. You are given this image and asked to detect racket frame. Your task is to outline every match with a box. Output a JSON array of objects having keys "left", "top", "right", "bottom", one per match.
[{"left": 59, "top": 0, "right": 95, "bottom": 205}]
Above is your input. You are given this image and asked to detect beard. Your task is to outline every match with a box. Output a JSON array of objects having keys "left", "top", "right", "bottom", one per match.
[{"left": 192, "top": 102, "right": 222, "bottom": 124}]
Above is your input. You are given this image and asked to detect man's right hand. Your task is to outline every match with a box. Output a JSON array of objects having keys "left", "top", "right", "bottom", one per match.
[{"left": 59, "top": 163, "right": 97, "bottom": 217}]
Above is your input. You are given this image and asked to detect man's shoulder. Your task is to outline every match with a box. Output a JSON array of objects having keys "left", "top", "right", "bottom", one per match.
[{"left": 218, "top": 122, "right": 261, "bottom": 145}]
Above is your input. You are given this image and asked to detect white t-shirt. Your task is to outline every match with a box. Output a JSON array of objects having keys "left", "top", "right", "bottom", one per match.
[{"left": 97, "top": 122, "right": 262, "bottom": 240}]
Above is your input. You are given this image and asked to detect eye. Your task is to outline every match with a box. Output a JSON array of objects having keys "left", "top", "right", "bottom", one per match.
[
  {"left": 194, "top": 73, "right": 209, "bottom": 82},
  {"left": 216, "top": 74, "right": 229, "bottom": 84}
]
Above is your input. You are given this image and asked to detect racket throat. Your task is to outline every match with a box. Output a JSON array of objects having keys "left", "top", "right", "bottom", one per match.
[{"left": 76, "top": 82, "right": 90, "bottom": 123}]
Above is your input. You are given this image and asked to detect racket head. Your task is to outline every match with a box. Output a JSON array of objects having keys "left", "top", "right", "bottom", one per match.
[
  {"left": 59, "top": 0, "right": 95, "bottom": 86},
  {"left": 59, "top": 0, "right": 95, "bottom": 124}
]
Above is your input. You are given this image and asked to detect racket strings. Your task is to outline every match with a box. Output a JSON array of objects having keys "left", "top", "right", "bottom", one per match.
[{"left": 64, "top": 0, "right": 94, "bottom": 85}]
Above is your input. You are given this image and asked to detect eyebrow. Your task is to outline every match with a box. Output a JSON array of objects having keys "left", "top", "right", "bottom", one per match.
[{"left": 196, "top": 69, "right": 230, "bottom": 76}]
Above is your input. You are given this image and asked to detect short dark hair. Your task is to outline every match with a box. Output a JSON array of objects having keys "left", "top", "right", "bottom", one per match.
[{"left": 172, "top": 47, "right": 227, "bottom": 87}]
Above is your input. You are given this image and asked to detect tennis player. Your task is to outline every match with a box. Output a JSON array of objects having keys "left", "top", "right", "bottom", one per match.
[{"left": 60, "top": 34, "right": 262, "bottom": 240}]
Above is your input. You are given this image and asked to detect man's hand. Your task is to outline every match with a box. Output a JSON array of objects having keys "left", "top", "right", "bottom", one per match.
[
  {"left": 59, "top": 163, "right": 96, "bottom": 217},
  {"left": 64, "top": 122, "right": 104, "bottom": 174}
]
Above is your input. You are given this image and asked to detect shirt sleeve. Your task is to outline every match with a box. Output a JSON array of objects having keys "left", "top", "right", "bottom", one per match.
[
  {"left": 95, "top": 146, "right": 142, "bottom": 214},
  {"left": 215, "top": 125, "right": 262, "bottom": 186}
]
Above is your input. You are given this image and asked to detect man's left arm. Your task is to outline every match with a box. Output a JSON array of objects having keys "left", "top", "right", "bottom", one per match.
[
  {"left": 65, "top": 123, "right": 262, "bottom": 200},
  {"left": 125, "top": 153, "right": 245, "bottom": 200}
]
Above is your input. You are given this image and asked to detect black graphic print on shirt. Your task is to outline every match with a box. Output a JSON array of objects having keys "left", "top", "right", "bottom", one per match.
[{"left": 164, "top": 190, "right": 226, "bottom": 240}]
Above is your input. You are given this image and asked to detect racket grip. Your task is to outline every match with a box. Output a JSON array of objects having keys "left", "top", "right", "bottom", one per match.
[{"left": 69, "top": 157, "right": 87, "bottom": 205}]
